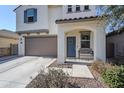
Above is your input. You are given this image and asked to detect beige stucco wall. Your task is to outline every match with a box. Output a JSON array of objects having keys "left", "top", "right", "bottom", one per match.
[
  {"left": 16, "top": 5, "right": 49, "bottom": 32},
  {"left": 48, "top": 6, "right": 62, "bottom": 35},
  {"left": 0, "top": 30, "right": 19, "bottom": 48},
  {"left": 62, "top": 5, "right": 96, "bottom": 19},
  {"left": 0, "top": 37, "right": 18, "bottom": 48}
]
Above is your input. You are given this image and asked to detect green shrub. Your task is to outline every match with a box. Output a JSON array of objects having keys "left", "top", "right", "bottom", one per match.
[
  {"left": 102, "top": 65, "right": 124, "bottom": 88},
  {"left": 91, "top": 60, "right": 106, "bottom": 74}
]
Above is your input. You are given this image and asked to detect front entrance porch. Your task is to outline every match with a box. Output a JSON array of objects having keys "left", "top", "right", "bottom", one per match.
[
  {"left": 65, "top": 30, "right": 94, "bottom": 64},
  {"left": 66, "top": 31, "right": 94, "bottom": 59},
  {"left": 57, "top": 19, "right": 106, "bottom": 64}
]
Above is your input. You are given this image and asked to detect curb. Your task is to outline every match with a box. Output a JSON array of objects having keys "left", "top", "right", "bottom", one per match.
[{"left": 45, "top": 58, "right": 57, "bottom": 68}]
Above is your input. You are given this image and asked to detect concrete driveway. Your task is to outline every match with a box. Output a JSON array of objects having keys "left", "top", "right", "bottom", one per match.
[{"left": 0, "top": 56, "right": 56, "bottom": 88}]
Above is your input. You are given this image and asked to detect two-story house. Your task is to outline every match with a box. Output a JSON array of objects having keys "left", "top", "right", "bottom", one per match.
[{"left": 14, "top": 5, "right": 106, "bottom": 64}]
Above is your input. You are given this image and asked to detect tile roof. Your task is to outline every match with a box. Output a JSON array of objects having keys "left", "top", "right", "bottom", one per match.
[{"left": 55, "top": 16, "right": 100, "bottom": 24}]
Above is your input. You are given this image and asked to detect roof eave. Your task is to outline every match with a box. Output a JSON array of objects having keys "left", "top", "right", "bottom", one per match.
[
  {"left": 13, "top": 5, "right": 22, "bottom": 12},
  {"left": 16, "top": 29, "right": 49, "bottom": 34},
  {"left": 55, "top": 17, "right": 99, "bottom": 24}
]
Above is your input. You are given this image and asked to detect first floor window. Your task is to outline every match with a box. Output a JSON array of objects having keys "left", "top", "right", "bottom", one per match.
[
  {"left": 81, "top": 31, "right": 90, "bottom": 48},
  {"left": 81, "top": 41, "right": 90, "bottom": 48}
]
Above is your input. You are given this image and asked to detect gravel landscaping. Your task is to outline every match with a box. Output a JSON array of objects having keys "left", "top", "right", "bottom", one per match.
[
  {"left": 68, "top": 77, "right": 105, "bottom": 88},
  {"left": 26, "top": 62, "right": 108, "bottom": 88},
  {"left": 88, "top": 66, "right": 108, "bottom": 88},
  {"left": 48, "top": 61, "right": 73, "bottom": 68},
  {"left": 26, "top": 72, "right": 107, "bottom": 88}
]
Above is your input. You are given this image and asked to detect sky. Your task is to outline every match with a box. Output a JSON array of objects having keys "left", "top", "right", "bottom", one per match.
[{"left": 0, "top": 5, "right": 17, "bottom": 32}]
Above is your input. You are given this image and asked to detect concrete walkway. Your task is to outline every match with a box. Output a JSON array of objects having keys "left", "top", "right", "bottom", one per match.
[
  {"left": 72, "top": 65, "right": 94, "bottom": 78},
  {"left": 0, "top": 56, "right": 55, "bottom": 88},
  {"left": 49, "top": 64, "right": 94, "bottom": 79}
]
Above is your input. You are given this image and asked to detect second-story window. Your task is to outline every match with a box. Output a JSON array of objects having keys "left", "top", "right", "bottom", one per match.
[
  {"left": 84, "top": 5, "right": 90, "bottom": 11},
  {"left": 76, "top": 5, "right": 81, "bottom": 12},
  {"left": 67, "top": 5, "right": 72, "bottom": 13},
  {"left": 24, "top": 8, "right": 37, "bottom": 23}
]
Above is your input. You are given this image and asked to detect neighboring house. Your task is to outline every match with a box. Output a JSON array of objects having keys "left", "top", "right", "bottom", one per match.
[
  {"left": 14, "top": 5, "right": 106, "bottom": 63},
  {"left": 0, "top": 29, "right": 19, "bottom": 56},
  {"left": 107, "top": 28, "right": 124, "bottom": 58}
]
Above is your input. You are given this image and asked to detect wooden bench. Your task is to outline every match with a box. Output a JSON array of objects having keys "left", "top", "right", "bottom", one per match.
[{"left": 78, "top": 48, "right": 94, "bottom": 60}]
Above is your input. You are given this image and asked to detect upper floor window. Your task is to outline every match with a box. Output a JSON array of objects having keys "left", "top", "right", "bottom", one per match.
[
  {"left": 84, "top": 5, "right": 90, "bottom": 11},
  {"left": 67, "top": 5, "right": 72, "bottom": 13},
  {"left": 24, "top": 8, "right": 37, "bottom": 23},
  {"left": 76, "top": 5, "right": 81, "bottom": 12}
]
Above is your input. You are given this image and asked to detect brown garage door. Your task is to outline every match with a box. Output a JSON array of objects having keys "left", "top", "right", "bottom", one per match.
[{"left": 25, "top": 36, "right": 57, "bottom": 57}]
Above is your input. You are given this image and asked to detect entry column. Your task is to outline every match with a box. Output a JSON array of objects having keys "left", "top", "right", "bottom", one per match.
[
  {"left": 94, "top": 27, "right": 106, "bottom": 62},
  {"left": 57, "top": 26, "right": 65, "bottom": 64},
  {"left": 18, "top": 35, "right": 25, "bottom": 56}
]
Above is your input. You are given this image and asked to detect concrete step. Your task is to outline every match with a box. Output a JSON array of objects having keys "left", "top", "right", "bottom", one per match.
[
  {"left": 79, "top": 55, "right": 94, "bottom": 60},
  {"left": 65, "top": 59, "right": 93, "bottom": 65}
]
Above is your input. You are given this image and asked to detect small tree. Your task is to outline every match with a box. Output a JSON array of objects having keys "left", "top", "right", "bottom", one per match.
[{"left": 99, "top": 5, "right": 124, "bottom": 31}]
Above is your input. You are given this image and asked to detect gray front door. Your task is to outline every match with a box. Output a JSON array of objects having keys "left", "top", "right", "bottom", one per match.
[{"left": 67, "top": 37, "right": 76, "bottom": 57}]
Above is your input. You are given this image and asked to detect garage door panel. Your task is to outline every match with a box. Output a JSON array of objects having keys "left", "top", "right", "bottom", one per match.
[{"left": 25, "top": 36, "right": 57, "bottom": 57}]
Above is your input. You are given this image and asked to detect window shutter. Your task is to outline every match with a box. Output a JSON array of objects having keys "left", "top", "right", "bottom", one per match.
[
  {"left": 24, "top": 10, "right": 27, "bottom": 23},
  {"left": 34, "top": 9, "right": 37, "bottom": 22}
]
